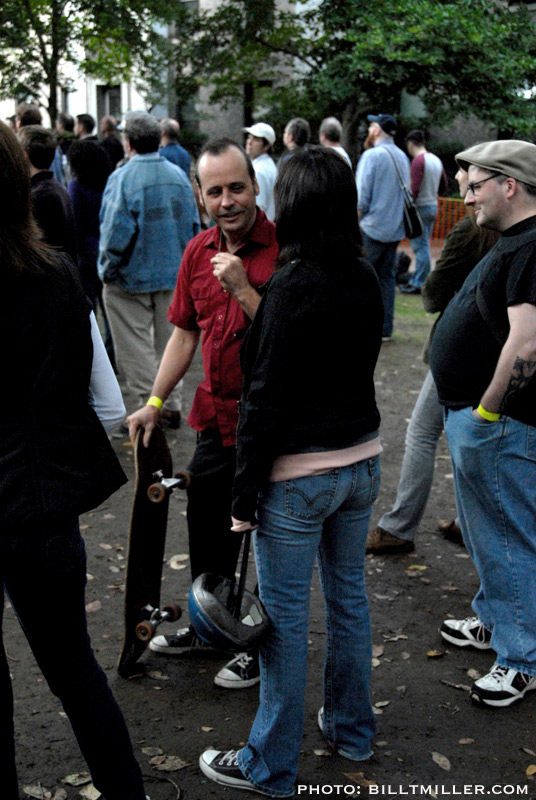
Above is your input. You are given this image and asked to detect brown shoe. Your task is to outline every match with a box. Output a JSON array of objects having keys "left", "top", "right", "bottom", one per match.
[
  {"left": 366, "top": 525, "right": 415, "bottom": 554},
  {"left": 161, "top": 409, "right": 182, "bottom": 430},
  {"left": 439, "top": 519, "right": 464, "bottom": 544}
]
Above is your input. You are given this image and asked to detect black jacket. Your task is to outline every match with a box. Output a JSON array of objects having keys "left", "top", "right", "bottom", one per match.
[
  {"left": 232, "top": 257, "right": 383, "bottom": 521},
  {"left": 1, "top": 254, "right": 126, "bottom": 528}
]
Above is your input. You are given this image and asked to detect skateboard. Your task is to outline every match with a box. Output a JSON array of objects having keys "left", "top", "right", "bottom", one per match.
[{"left": 117, "top": 426, "right": 190, "bottom": 677}]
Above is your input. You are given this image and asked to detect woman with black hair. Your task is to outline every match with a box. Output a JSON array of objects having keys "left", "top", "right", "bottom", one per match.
[
  {"left": 200, "top": 146, "right": 384, "bottom": 797},
  {"left": 0, "top": 121, "right": 147, "bottom": 800}
]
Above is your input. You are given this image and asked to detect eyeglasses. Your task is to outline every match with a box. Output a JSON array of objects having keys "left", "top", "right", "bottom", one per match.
[{"left": 466, "top": 175, "right": 499, "bottom": 195}]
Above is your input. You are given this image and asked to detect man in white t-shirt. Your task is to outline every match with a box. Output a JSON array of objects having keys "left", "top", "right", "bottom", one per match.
[
  {"left": 243, "top": 122, "right": 277, "bottom": 221},
  {"left": 319, "top": 116, "right": 351, "bottom": 167}
]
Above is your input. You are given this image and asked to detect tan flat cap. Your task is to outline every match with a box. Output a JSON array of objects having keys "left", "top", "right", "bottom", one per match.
[{"left": 456, "top": 139, "right": 536, "bottom": 188}]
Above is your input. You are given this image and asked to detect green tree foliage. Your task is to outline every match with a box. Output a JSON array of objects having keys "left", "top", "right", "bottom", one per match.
[
  {"left": 178, "top": 0, "right": 536, "bottom": 151},
  {"left": 0, "top": 0, "right": 188, "bottom": 123}
]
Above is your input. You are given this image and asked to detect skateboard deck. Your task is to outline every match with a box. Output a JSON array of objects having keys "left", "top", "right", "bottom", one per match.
[{"left": 118, "top": 426, "right": 184, "bottom": 676}]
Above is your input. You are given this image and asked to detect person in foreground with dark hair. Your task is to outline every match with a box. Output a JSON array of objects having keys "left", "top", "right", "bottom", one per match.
[
  {"left": 199, "top": 146, "right": 383, "bottom": 796},
  {"left": 0, "top": 121, "right": 149, "bottom": 800},
  {"left": 128, "top": 137, "right": 277, "bottom": 689}
]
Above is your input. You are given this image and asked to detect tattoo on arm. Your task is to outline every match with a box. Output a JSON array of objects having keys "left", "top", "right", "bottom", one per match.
[{"left": 499, "top": 356, "right": 536, "bottom": 412}]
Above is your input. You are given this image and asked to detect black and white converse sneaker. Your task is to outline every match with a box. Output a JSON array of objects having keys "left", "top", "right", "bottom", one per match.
[
  {"left": 214, "top": 652, "right": 260, "bottom": 689},
  {"left": 199, "top": 749, "right": 269, "bottom": 795},
  {"left": 149, "top": 626, "right": 213, "bottom": 655},
  {"left": 471, "top": 663, "right": 536, "bottom": 707},
  {"left": 440, "top": 616, "right": 492, "bottom": 650}
]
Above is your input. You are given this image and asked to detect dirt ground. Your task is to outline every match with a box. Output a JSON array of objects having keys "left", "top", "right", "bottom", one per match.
[{"left": 6, "top": 292, "right": 536, "bottom": 800}]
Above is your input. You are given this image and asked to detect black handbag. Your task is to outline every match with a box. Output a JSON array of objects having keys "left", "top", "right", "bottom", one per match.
[{"left": 384, "top": 147, "right": 423, "bottom": 239}]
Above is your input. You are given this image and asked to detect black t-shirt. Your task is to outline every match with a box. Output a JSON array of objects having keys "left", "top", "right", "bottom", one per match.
[{"left": 430, "top": 215, "right": 536, "bottom": 427}]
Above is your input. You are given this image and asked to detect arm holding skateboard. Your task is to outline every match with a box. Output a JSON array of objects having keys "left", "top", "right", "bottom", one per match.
[{"left": 127, "top": 326, "right": 200, "bottom": 447}]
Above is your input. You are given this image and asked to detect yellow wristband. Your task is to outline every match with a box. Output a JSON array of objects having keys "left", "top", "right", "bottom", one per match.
[
  {"left": 146, "top": 396, "right": 163, "bottom": 411},
  {"left": 477, "top": 404, "right": 500, "bottom": 421}
]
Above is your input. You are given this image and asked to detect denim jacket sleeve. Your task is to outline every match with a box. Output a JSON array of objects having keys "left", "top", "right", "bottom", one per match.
[{"left": 97, "top": 173, "right": 137, "bottom": 283}]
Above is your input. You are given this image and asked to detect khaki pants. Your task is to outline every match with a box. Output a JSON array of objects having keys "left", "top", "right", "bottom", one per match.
[{"left": 103, "top": 283, "right": 182, "bottom": 413}]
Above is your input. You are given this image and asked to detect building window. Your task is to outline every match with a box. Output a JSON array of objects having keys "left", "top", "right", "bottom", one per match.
[{"left": 96, "top": 85, "right": 121, "bottom": 122}]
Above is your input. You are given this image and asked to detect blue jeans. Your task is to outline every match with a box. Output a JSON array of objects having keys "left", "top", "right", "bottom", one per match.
[
  {"left": 408, "top": 205, "right": 437, "bottom": 288},
  {"left": 360, "top": 232, "right": 398, "bottom": 338},
  {"left": 379, "top": 370, "right": 446, "bottom": 541},
  {"left": 237, "top": 458, "right": 381, "bottom": 797},
  {"left": 0, "top": 518, "right": 146, "bottom": 800},
  {"left": 445, "top": 408, "right": 536, "bottom": 675}
]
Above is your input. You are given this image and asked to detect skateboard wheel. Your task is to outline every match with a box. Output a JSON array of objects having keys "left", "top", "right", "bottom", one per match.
[
  {"left": 174, "top": 471, "right": 191, "bottom": 489},
  {"left": 136, "top": 620, "right": 157, "bottom": 642},
  {"left": 147, "top": 483, "right": 167, "bottom": 503},
  {"left": 162, "top": 603, "right": 181, "bottom": 622}
]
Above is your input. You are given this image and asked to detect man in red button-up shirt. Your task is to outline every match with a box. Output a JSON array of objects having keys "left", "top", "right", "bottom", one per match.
[{"left": 128, "top": 138, "right": 277, "bottom": 687}]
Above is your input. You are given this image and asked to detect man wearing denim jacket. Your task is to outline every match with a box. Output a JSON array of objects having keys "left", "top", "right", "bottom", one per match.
[{"left": 98, "top": 111, "right": 200, "bottom": 423}]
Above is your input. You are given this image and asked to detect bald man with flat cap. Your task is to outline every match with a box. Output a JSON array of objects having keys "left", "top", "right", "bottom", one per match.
[{"left": 430, "top": 139, "right": 536, "bottom": 709}]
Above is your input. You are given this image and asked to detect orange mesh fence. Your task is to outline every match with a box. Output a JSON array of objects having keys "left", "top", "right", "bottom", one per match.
[{"left": 401, "top": 197, "right": 466, "bottom": 258}]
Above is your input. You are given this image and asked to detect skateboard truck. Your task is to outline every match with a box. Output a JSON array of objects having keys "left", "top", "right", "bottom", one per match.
[
  {"left": 135, "top": 602, "right": 182, "bottom": 642},
  {"left": 147, "top": 470, "right": 190, "bottom": 504}
]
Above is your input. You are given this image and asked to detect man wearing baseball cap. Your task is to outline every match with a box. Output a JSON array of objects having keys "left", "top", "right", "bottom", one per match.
[
  {"left": 356, "top": 113, "right": 410, "bottom": 340},
  {"left": 430, "top": 139, "right": 536, "bottom": 708},
  {"left": 244, "top": 122, "right": 277, "bottom": 221}
]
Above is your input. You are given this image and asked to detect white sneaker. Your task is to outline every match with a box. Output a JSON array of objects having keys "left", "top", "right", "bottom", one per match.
[
  {"left": 440, "top": 616, "right": 492, "bottom": 650},
  {"left": 471, "top": 663, "right": 536, "bottom": 707}
]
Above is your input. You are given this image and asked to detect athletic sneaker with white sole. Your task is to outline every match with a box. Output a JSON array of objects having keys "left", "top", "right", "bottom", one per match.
[
  {"left": 214, "top": 652, "right": 260, "bottom": 689},
  {"left": 149, "top": 626, "right": 213, "bottom": 655},
  {"left": 440, "top": 616, "right": 492, "bottom": 650},
  {"left": 471, "top": 663, "right": 536, "bottom": 707},
  {"left": 199, "top": 749, "right": 270, "bottom": 795}
]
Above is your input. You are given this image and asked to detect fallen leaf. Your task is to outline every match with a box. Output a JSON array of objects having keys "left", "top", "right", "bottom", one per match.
[
  {"left": 406, "top": 564, "right": 427, "bottom": 571},
  {"left": 441, "top": 680, "right": 471, "bottom": 692},
  {"left": 99, "top": 543, "right": 113, "bottom": 550},
  {"left": 401, "top": 651, "right": 411, "bottom": 660},
  {"left": 523, "top": 748, "right": 536, "bottom": 756},
  {"left": 22, "top": 787, "right": 51, "bottom": 799},
  {"left": 201, "top": 726, "right": 214, "bottom": 732},
  {"left": 85, "top": 600, "right": 102, "bottom": 613},
  {"left": 432, "top": 751, "right": 451, "bottom": 771},
  {"left": 526, "top": 765, "right": 536, "bottom": 776},
  {"left": 150, "top": 755, "right": 191, "bottom": 771},
  {"left": 102, "top": 513, "right": 116, "bottom": 520},
  {"left": 374, "top": 700, "right": 390, "bottom": 707},
  {"left": 79, "top": 524, "right": 91, "bottom": 531},
  {"left": 372, "top": 644, "right": 384, "bottom": 658},
  {"left": 79, "top": 785, "right": 101, "bottom": 800},
  {"left": 142, "top": 746, "right": 163, "bottom": 756},
  {"left": 372, "top": 707, "right": 383, "bottom": 715},
  {"left": 147, "top": 671, "right": 169, "bottom": 681},
  {"left": 53, "top": 790, "right": 68, "bottom": 800},
  {"left": 371, "top": 657, "right": 381, "bottom": 668},
  {"left": 168, "top": 553, "right": 189, "bottom": 568},
  {"left": 383, "top": 634, "right": 408, "bottom": 642},
  {"left": 427, "top": 650, "right": 445, "bottom": 658},
  {"left": 440, "top": 584, "right": 460, "bottom": 592},
  {"left": 459, "top": 738, "right": 475, "bottom": 745},
  {"left": 467, "top": 669, "right": 482, "bottom": 680},
  {"left": 62, "top": 773, "right": 92, "bottom": 787},
  {"left": 314, "top": 749, "right": 332, "bottom": 757}
]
